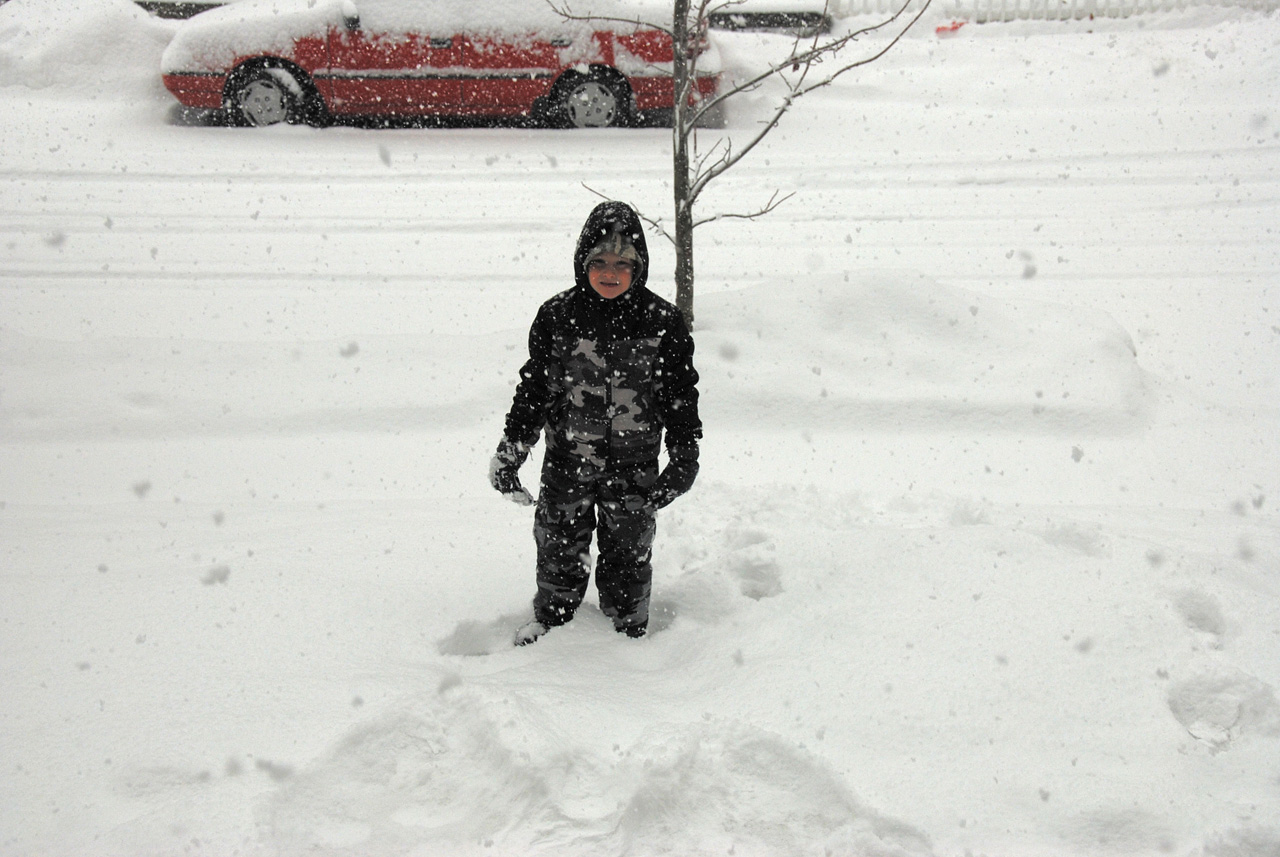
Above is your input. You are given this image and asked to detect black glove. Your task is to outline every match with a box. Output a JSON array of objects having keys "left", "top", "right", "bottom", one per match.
[
  {"left": 646, "top": 446, "right": 699, "bottom": 511},
  {"left": 489, "top": 436, "right": 534, "bottom": 506}
]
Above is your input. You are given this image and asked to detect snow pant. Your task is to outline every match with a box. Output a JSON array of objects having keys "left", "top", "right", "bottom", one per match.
[{"left": 532, "top": 460, "right": 657, "bottom": 635}]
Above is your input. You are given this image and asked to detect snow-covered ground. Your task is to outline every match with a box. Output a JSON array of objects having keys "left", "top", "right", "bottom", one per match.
[{"left": 2, "top": 1, "right": 1278, "bottom": 855}]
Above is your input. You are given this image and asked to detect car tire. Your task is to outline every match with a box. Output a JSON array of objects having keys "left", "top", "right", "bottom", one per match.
[
  {"left": 228, "top": 69, "right": 293, "bottom": 127},
  {"left": 225, "top": 65, "right": 326, "bottom": 128},
  {"left": 553, "top": 72, "right": 631, "bottom": 129}
]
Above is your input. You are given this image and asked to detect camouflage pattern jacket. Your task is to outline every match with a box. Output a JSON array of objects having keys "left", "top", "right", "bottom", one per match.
[{"left": 503, "top": 205, "right": 701, "bottom": 503}]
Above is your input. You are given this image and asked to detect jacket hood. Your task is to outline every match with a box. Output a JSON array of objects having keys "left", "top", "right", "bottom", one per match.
[{"left": 574, "top": 201, "right": 649, "bottom": 293}]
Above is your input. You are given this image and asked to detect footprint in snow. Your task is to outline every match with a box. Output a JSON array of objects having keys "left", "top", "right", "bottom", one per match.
[
  {"left": 436, "top": 612, "right": 528, "bottom": 656},
  {"left": 723, "top": 528, "right": 783, "bottom": 600},
  {"left": 1173, "top": 589, "right": 1227, "bottom": 640},
  {"left": 1167, "top": 670, "right": 1280, "bottom": 751},
  {"left": 438, "top": 603, "right": 678, "bottom": 655}
]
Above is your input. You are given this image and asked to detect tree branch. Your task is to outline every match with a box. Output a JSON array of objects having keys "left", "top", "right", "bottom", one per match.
[
  {"left": 683, "top": 0, "right": 929, "bottom": 131},
  {"left": 692, "top": 190, "right": 795, "bottom": 229},
  {"left": 788, "top": 0, "right": 934, "bottom": 97},
  {"left": 582, "top": 182, "right": 675, "bottom": 243},
  {"left": 545, "top": 0, "right": 672, "bottom": 36},
  {"left": 687, "top": 91, "right": 792, "bottom": 204},
  {"left": 682, "top": 0, "right": 933, "bottom": 202}
]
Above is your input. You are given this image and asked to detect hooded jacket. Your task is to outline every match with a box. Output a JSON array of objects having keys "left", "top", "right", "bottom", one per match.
[{"left": 503, "top": 202, "right": 701, "bottom": 502}]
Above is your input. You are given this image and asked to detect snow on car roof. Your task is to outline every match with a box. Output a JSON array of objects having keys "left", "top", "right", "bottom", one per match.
[
  {"left": 711, "top": 0, "right": 834, "bottom": 9},
  {"left": 355, "top": 0, "right": 670, "bottom": 32},
  {"left": 162, "top": 0, "right": 675, "bottom": 74}
]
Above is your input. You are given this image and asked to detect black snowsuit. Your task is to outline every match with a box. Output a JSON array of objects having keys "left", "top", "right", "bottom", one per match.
[{"left": 500, "top": 202, "right": 702, "bottom": 634}]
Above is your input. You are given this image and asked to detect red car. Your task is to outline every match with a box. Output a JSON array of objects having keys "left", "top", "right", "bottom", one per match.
[{"left": 161, "top": 0, "right": 721, "bottom": 127}]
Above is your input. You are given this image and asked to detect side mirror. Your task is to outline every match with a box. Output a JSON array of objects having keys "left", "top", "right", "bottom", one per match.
[{"left": 342, "top": 0, "right": 359, "bottom": 30}]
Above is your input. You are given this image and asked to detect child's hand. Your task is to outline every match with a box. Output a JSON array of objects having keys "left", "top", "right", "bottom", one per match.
[
  {"left": 489, "top": 456, "right": 534, "bottom": 506},
  {"left": 489, "top": 437, "right": 535, "bottom": 506},
  {"left": 645, "top": 452, "right": 698, "bottom": 510},
  {"left": 645, "top": 484, "right": 680, "bottom": 511},
  {"left": 496, "top": 478, "right": 535, "bottom": 506}
]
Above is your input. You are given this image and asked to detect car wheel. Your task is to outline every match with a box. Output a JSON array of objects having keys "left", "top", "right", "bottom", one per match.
[
  {"left": 559, "top": 76, "right": 624, "bottom": 128},
  {"left": 230, "top": 70, "right": 294, "bottom": 127}
]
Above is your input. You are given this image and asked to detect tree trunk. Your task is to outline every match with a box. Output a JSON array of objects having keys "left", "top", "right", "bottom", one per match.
[
  {"left": 674, "top": 182, "right": 695, "bottom": 328},
  {"left": 662, "top": 0, "right": 927, "bottom": 328},
  {"left": 671, "top": 0, "right": 695, "bottom": 328}
]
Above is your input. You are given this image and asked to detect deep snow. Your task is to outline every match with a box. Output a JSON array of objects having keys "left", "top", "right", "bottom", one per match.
[{"left": 1, "top": 1, "right": 1278, "bottom": 855}]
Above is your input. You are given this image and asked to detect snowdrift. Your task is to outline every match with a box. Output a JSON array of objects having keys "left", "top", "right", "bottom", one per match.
[
  {"left": 0, "top": 0, "right": 174, "bottom": 94},
  {"left": 697, "top": 273, "right": 1151, "bottom": 434}
]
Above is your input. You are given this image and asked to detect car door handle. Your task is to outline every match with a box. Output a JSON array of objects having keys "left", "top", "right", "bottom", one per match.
[
  {"left": 550, "top": 37, "right": 573, "bottom": 47},
  {"left": 429, "top": 37, "right": 453, "bottom": 49}
]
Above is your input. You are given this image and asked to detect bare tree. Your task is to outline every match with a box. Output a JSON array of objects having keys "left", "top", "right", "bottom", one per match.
[{"left": 557, "top": 0, "right": 934, "bottom": 326}]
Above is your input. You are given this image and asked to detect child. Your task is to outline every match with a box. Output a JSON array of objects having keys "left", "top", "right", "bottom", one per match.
[{"left": 489, "top": 201, "right": 702, "bottom": 645}]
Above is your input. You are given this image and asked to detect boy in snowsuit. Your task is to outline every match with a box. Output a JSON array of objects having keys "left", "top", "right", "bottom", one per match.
[{"left": 489, "top": 201, "right": 702, "bottom": 645}]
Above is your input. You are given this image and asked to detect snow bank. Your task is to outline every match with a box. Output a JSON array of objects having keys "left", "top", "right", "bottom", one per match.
[
  {"left": 697, "top": 273, "right": 1151, "bottom": 434},
  {"left": 0, "top": 0, "right": 174, "bottom": 95}
]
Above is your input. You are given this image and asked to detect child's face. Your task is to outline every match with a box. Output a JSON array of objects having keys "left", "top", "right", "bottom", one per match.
[{"left": 586, "top": 252, "right": 634, "bottom": 299}]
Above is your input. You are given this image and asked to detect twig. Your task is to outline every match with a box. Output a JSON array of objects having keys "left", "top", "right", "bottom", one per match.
[
  {"left": 692, "top": 190, "right": 795, "bottom": 229},
  {"left": 546, "top": 0, "right": 672, "bottom": 36},
  {"left": 684, "top": 0, "right": 929, "bottom": 130}
]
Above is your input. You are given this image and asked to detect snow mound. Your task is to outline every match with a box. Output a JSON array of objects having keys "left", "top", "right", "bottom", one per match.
[
  {"left": 0, "top": 0, "right": 175, "bottom": 95},
  {"left": 696, "top": 273, "right": 1151, "bottom": 434},
  {"left": 262, "top": 685, "right": 933, "bottom": 856}
]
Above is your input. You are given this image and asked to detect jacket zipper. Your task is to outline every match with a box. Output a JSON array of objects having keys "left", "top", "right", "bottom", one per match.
[{"left": 602, "top": 313, "right": 615, "bottom": 460}]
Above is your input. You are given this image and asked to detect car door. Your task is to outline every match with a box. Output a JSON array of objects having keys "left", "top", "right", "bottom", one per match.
[
  {"left": 457, "top": 32, "right": 565, "bottom": 114},
  {"left": 324, "top": 24, "right": 462, "bottom": 115}
]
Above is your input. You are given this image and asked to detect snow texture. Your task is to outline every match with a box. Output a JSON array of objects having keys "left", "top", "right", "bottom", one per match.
[{"left": 1, "top": 1, "right": 1278, "bottom": 856}]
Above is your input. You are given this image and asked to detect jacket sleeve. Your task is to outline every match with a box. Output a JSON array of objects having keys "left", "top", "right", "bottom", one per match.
[
  {"left": 502, "top": 304, "right": 555, "bottom": 447},
  {"left": 649, "top": 311, "right": 702, "bottom": 506}
]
